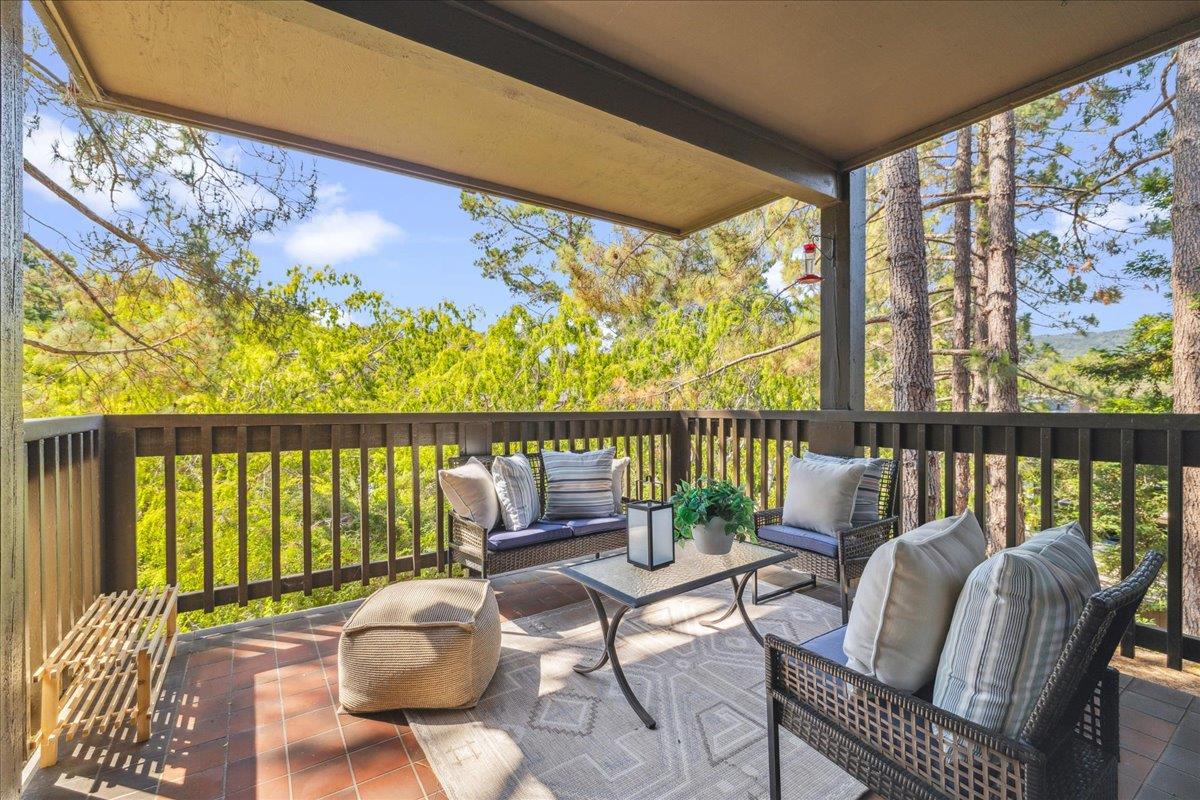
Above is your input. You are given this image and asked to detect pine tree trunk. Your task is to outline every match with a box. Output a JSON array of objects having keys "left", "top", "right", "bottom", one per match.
[
  {"left": 952, "top": 126, "right": 973, "bottom": 515},
  {"left": 984, "top": 111, "right": 1022, "bottom": 552},
  {"left": 971, "top": 122, "right": 991, "bottom": 414},
  {"left": 883, "top": 148, "right": 939, "bottom": 529},
  {"left": 1173, "top": 41, "right": 1200, "bottom": 636}
]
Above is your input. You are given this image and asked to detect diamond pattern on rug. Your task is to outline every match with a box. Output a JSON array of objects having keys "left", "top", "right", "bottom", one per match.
[{"left": 408, "top": 582, "right": 865, "bottom": 800}]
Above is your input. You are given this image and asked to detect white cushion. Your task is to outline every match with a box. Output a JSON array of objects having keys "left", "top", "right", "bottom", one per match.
[
  {"left": 782, "top": 456, "right": 867, "bottom": 535},
  {"left": 437, "top": 458, "right": 499, "bottom": 532},
  {"left": 611, "top": 456, "right": 630, "bottom": 508},
  {"left": 491, "top": 453, "right": 541, "bottom": 531},
  {"left": 933, "top": 522, "right": 1100, "bottom": 737},
  {"left": 843, "top": 511, "right": 987, "bottom": 691}
]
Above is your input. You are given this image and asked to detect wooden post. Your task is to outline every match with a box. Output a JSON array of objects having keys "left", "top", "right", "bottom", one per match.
[
  {"left": 668, "top": 413, "right": 690, "bottom": 497},
  {"left": 1, "top": 1, "right": 25, "bottom": 794},
  {"left": 135, "top": 647, "right": 151, "bottom": 742},
  {"left": 101, "top": 425, "right": 137, "bottom": 593},
  {"left": 38, "top": 669, "right": 58, "bottom": 769},
  {"left": 819, "top": 168, "right": 866, "bottom": 411}
]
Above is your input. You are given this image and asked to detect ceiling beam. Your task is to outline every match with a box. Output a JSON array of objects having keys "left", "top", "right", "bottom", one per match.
[{"left": 310, "top": 0, "right": 841, "bottom": 206}]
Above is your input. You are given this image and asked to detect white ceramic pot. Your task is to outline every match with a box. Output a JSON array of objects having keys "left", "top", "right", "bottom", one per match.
[{"left": 692, "top": 516, "right": 734, "bottom": 555}]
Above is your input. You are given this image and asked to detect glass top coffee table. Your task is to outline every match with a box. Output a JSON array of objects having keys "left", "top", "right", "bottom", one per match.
[{"left": 560, "top": 541, "right": 791, "bottom": 729}]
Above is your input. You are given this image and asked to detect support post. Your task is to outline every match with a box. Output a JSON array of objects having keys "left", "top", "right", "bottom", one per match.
[
  {"left": 0, "top": 1, "right": 24, "bottom": 795},
  {"left": 135, "top": 647, "right": 151, "bottom": 742},
  {"left": 819, "top": 169, "right": 866, "bottom": 411},
  {"left": 102, "top": 425, "right": 138, "bottom": 593}
]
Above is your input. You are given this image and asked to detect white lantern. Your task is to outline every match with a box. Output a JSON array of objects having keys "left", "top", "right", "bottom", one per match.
[{"left": 626, "top": 499, "right": 675, "bottom": 571}]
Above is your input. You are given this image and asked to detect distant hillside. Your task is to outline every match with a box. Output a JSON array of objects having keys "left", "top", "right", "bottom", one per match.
[{"left": 1033, "top": 328, "right": 1131, "bottom": 360}]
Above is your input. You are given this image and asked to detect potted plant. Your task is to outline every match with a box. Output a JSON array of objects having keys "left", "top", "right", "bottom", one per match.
[{"left": 670, "top": 478, "right": 755, "bottom": 555}]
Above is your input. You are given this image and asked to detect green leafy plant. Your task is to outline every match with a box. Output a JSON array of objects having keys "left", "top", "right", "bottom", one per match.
[{"left": 670, "top": 478, "right": 756, "bottom": 541}]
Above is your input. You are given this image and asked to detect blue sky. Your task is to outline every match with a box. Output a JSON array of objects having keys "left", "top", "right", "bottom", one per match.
[{"left": 22, "top": 3, "right": 1172, "bottom": 335}]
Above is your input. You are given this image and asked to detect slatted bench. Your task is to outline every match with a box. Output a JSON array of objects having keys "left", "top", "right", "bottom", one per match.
[{"left": 34, "top": 586, "right": 178, "bottom": 767}]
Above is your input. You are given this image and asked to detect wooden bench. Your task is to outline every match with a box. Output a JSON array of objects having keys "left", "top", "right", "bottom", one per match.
[{"left": 34, "top": 586, "right": 178, "bottom": 767}]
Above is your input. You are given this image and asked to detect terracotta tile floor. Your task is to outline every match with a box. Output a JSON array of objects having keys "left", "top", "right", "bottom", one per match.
[{"left": 23, "top": 565, "right": 1199, "bottom": 800}]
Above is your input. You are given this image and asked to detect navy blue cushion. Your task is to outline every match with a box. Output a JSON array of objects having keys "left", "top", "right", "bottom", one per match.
[
  {"left": 800, "top": 625, "right": 850, "bottom": 667},
  {"left": 758, "top": 524, "right": 839, "bottom": 558},
  {"left": 486, "top": 521, "right": 571, "bottom": 552},
  {"left": 564, "top": 515, "right": 627, "bottom": 537}
]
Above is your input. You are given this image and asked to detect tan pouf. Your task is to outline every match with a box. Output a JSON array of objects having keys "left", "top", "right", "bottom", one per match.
[{"left": 338, "top": 578, "right": 500, "bottom": 712}]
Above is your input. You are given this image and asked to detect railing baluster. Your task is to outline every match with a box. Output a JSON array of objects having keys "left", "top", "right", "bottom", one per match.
[
  {"left": 621, "top": 419, "right": 631, "bottom": 498},
  {"left": 637, "top": 419, "right": 645, "bottom": 499},
  {"left": 706, "top": 418, "right": 715, "bottom": 481},
  {"left": 774, "top": 419, "right": 784, "bottom": 509},
  {"left": 71, "top": 432, "right": 85, "bottom": 615},
  {"left": 435, "top": 436, "right": 446, "bottom": 574},
  {"left": 1120, "top": 429, "right": 1136, "bottom": 657},
  {"left": 301, "top": 425, "right": 313, "bottom": 595},
  {"left": 734, "top": 419, "right": 743, "bottom": 488},
  {"left": 720, "top": 418, "right": 729, "bottom": 482},
  {"left": 411, "top": 423, "right": 422, "bottom": 577},
  {"left": 386, "top": 423, "right": 397, "bottom": 582},
  {"left": 270, "top": 425, "right": 282, "bottom": 602},
  {"left": 236, "top": 425, "right": 249, "bottom": 606},
  {"left": 163, "top": 426, "right": 176, "bottom": 588},
  {"left": 1004, "top": 426, "right": 1018, "bottom": 547},
  {"left": 1166, "top": 428, "right": 1183, "bottom": 670},
  {"left": 1078, "top": 429, "right": 1093, "bottom": 543},
  {"left": 868, "top": 422, "right": 879, "bottom": 458},
  {"left": 1039, "top": 427, "right": 1054, "bottom": 530},
  {"left": 916, "top": 424, "right": 928, "bottom": 526},
  {"left": 891, "top": 423, "right": 902, "bottom": 527},
  {"left": 42, "top": 438, "right": 60, "bottom": 645},
  {"left": 943, "top": 424, "right": 955, "bottom": 518},
  {"left": 973, "top": 425, "right": 986, "bottom": 530},
  {"left": 331, "top": 424, "right": 342, "bottom": 591},
  {"left": 359, "top": 425, "right": 370, "bottom": 587},
  {"left": 649, "top": 421, "right": 658, "bottom": 499},
  {"left": 25, "top": 441, "right": 43, "bottom": 736},
  {"left": 201, "top": 425, "right": 214, "bottom": 614},
  {"left": 759, "top": 419, "right": 768, "bottom": 509}
]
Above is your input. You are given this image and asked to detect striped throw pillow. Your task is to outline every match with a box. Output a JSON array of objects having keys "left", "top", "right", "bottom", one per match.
[
  {"left": 932, "top": 521, "right": 1099, "bottom": 737},
  {"left": 542, "top": 448, "right": 616, "bottom": 520},
  {"left": 804, "top": 452, "right": 889, "bottom": 526},
  {"left": 491, "top": 454, "right": 541, "bottom": 531}
]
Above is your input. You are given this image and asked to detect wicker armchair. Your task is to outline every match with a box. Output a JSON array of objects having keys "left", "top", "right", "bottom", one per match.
[
  {"left": 753, "top": 458, "right": 899, "bottom": 622},
  {"left": 764, "top": 550, "right": 1164, "bottom": 800},
  {"left": 447, "top": 452, "right": 629, "bottom": 578}
]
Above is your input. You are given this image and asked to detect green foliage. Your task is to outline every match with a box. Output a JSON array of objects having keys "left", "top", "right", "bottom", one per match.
[{"left": 669, "top": 478, "right": 755, "bottom": 541}]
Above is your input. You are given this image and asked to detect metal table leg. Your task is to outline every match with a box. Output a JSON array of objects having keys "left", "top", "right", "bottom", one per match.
[
  {"left": 702, "top": 577, "right": 741, "bottom": 627},
  {"left": 573, "top": 587, "right": 657, "bottom": 729},
  {"left": 733, "top": 570, "right": 767, "bottom": 646}
]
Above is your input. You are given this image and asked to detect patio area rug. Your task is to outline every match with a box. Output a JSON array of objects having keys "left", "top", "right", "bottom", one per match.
[{"left": 408, "top": 580, "right": 866, "bottom": 800}]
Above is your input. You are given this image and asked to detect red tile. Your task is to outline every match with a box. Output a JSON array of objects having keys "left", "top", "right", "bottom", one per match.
[
  {"left": 287, "top": 728, "right": 348, "bottom": 773},
  {"left": 186, "top": 659, "right": 234, "bottom": 682},
  {"left": 349, "top": 738, "right": 410, "bottom": 783},
  {"left": 156, "top": 763, "right": 226, "bottom": 800},
  {"left": 356, "top": 766, "right": 425, "bottom": 800},
  {"left": 227, "top": 722, "right": 288, "bottom": 762},
  {"left": 277, "top": 661, "right": 325, "bottom": 681},
  {"left": 165, "top": 737, "right": 229, "bottom": 775},
  {"left": 232, "top": 653, "right": 279, "bottom": 677},
  {"left": 277, "top": 646, "right": 321, "bottom": 667},
  {"left": 413, "top": 760, "right": 443, "bottom": 795},
  {"left": 279, "top": 669, "right": 328, "bottom": 695},
  {"left": 289, "top": 756, "right": 353, "bottom": 800},
  {"left": 231, "top": 682, "right": 281, "bottom": 712},
  {"left": 230, "top": 701, "right": 284, "bottom": 735},
  {"left": 316, "top": 789, "right": 357, "bottom": 800},
  {"left": 340, "top": 718, "right": 399, "bottom": 753},
  {"left": 226, "top": 774, "right": 290, "bottom": 800},
  {"left": 283, "top": 686, "right": 333, "bottom": 719},
  {"left": 285, "top": 707, "right": 339, "bottom": 743},
  {"left": 400, "top": 731, "right": 426, "bottom": 762},
  {"left": 226, "top": 746, "right": 290, "bottom": 793}
]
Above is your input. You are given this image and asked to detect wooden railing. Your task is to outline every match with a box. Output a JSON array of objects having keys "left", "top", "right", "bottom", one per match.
[
  {"left": 683, "top": 410, "right": 1200, "bottom": 670},
  {"left": 99, "top": 412, "right": 680, "bottom": 615},
  {"left": 23, "top": 415, "right": 104, "bottom": 739}
]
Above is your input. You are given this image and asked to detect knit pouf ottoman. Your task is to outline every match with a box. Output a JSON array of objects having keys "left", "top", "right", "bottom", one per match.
[{"left": 338, "top": 578, "right": 500, "bottom": 712}]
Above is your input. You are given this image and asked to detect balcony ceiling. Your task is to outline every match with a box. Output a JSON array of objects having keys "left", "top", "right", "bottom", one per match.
[{"left": 34, "top": 0, "right": 1200, "bottom": 236}]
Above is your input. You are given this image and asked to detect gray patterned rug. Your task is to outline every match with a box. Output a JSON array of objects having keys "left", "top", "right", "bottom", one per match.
[{"left": 408, "top": 580, "right": 866, "bottom": 800}]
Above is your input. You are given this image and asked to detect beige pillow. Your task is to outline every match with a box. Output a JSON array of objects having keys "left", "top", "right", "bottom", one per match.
[
  {"left": 437, "top": 458, "right": 499, "bottom": 531},
  {"left": 844, "top": 511, "right": 987, "bottom": 692},
  {"left": 782, "top": 456, "right": 866, "bottom": 535},
  {"left": 611, "top": 456, "right": 630, "bottom": 509}
]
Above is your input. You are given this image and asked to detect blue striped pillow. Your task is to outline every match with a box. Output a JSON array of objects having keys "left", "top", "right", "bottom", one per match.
[
  {"left": 542, "top": 448, "right": 616, "bottom": 520},
  {"left": 932, "top": 522, "right": 1099, "bottom": 737},
  {"left": 491, "top": 454, "right": 541, "bottom": 531}
]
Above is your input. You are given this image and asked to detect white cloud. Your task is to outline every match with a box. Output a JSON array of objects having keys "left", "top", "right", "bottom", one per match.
[
  {"left": 283, "top": 208, "right": 404, "bottom": 264},
  {"left": 765, "top": 259, "right": 788, "bottom": 293},
  {"left": 315, "top": 182, "right": 348, "bottom": 206},
  {"left": 24, "top": 116, "right": 142, "bottom": 213}
]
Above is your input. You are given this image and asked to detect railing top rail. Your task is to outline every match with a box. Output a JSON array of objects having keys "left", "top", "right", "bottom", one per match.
[
  {"left": 23, "top": 415, "right": 105, "bottom": 442},
  {"left": 685, "top": 409, "right": 1200, "bottom": 431},
  {"left": 104, "top": 410, "right": 680, "bottom": 429}
]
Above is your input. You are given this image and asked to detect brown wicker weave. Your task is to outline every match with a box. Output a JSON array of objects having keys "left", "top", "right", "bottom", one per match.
[
  {"left": 764, "top": 550, "right": 1163, "bottom": 800},
  {"left": 447, "top": 452, "right": 629, "bottom": 577},
  {"left": 754, "top": 458, "right": 899, "bottom": 622}
]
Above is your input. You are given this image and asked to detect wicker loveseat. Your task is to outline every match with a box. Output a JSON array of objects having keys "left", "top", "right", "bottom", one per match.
[
  {"left": 764, "top": 550, "right": 1163, "bottom": 800},
  {"left": 447, "top": 452, "right": 629, "bottom": 577},
  {"left": 754, "top": 458, "right": 899, "bottom": 622}
]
